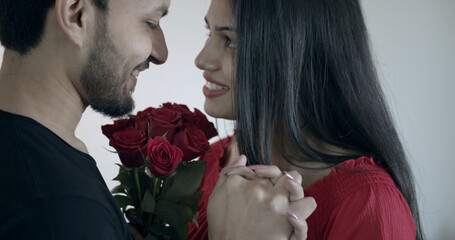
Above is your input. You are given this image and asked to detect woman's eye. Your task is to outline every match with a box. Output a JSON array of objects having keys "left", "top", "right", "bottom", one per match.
[{"left": 226, "top": 37, "right": 237, "bottom": 48}]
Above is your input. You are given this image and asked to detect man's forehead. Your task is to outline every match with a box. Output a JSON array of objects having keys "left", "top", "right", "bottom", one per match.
[{"left": 110, "top": 0, "right": 169, "bottom": 17}]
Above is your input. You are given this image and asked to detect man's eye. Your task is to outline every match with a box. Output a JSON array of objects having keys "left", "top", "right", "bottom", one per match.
[
  {"left": 147, "top": 21, "right": 158, "bottom": 30},
  {"left": 205, "top": 24, "right": 211, "bottom": 37}
]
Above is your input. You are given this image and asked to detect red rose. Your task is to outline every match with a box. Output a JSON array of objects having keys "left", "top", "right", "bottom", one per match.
[
  {"left": 192, "top": 109, "right": 218, "bottom": 140},
  {"left": 147, "top": 137, "right": 183, "bottom": 178},
  {"left": 102, "top": 118, "right": 135, "bottom": 139},
  {"left": 134, "top": 107, "right": 156, "bottom": 133},
  {"left": 162, "top": 102, "right": 195, "bottom": 121},
  {"left": 173, "top": 124, "right": 211, "bottom": 161},
  {"left": 109, "top": 127, "right": 147, "bottom": 168},
  {"left": 162, "top": 103, "right": 218, "bottom": 140},
  {"left": 135, "top": 107, "right": 183, "bottom": 143}
]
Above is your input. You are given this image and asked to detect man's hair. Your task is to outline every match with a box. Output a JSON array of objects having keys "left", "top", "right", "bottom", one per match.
[{"left": 0, "top": 0, "right": 108, "bottom": 55}]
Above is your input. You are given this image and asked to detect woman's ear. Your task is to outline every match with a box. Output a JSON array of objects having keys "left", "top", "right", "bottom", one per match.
[{"left": 54, "top": 0, "right": 92, "bottom": 48}]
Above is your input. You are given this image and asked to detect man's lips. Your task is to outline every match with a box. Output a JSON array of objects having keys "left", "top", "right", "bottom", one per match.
[{"left": 131, "top": 61, "right": 150, "bottom": 78}]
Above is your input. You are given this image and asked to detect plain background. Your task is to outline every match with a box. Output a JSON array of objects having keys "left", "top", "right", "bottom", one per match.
[{"left": 1, "top": 0, "right": 453, "bottom": 239}]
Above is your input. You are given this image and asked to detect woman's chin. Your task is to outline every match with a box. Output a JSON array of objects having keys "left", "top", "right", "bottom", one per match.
[{"left": 204, "top": 100, "right": 234, "bottom": 120}]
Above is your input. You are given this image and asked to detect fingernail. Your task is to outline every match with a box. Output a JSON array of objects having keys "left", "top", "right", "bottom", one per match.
[
  {"left": 287, "top": 210, "right": 300, "bottom": 221},
  {"left": 247, "top": 165, "right": 267, "bottom": 170},
  {"left": 219, "top": 166, "right": 237, "bottom": 175},
  {"left": 284, "top": 171, "right": 299, "bottom": 184}
]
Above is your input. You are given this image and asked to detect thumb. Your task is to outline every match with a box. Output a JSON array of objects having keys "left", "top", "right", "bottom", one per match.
[{"left": 213, "top": 155, "right": 248, "bottom": 191}]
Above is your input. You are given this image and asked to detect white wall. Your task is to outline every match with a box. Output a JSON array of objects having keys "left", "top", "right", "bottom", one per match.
[
  {"left": 362, "top": 1, "right": 455, "bottom": 239},
  {"left": 1, "top": 0, "right": 453, "bottom": 239}
]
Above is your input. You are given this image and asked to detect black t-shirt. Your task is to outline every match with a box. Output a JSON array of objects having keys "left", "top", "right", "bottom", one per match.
[{"left": 0, "top": 110, "right": 133, "bottom": 240}]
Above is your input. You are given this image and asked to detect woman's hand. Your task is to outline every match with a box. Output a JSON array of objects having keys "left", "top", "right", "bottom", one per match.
[{"left": 207, "top": 156, "right": 316, "bottom": 240}]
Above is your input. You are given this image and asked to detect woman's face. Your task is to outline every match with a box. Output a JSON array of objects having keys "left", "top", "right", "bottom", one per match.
[{"left": 195, "top": 0, "right": 236, "bottom": 120}]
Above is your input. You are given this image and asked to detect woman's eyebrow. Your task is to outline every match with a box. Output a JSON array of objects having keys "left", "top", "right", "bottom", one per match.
[{"left": 204, "top": 17, "right": 235, "bottom": 32}]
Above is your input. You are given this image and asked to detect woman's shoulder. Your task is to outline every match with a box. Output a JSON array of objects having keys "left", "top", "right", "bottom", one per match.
[
  {"left": 305, "top": 157, "right": 416, "bottom": 239},
  {"left": 305, "top": 156, "right": 402, "bottom": 206}
]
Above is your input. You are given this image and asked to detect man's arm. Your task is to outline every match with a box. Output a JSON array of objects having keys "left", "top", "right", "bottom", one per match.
[{"left": 7, "top": 195, "right": 132, "bottom": 240}]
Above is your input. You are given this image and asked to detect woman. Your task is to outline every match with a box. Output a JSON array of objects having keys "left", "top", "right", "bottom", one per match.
[{"left": 191, "top": 0, "right": 423, "bottom": 239}]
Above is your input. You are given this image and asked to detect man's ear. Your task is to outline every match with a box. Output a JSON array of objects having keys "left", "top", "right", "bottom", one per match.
[{"left": 55, "top": 0, "right": 92, "bottom": 48}]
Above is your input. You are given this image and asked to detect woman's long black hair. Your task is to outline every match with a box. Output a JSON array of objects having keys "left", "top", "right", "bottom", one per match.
[{"left": 232, "top": 0, "right": 423, "bottom": 238}]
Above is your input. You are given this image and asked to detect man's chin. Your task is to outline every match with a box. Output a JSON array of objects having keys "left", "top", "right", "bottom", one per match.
[{"left": 90, "top": 97, "right": 135, "bottom": 118}]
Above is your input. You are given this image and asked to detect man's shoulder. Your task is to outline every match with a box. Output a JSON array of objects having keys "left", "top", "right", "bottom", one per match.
[
  {"left": 0, "top": 111, "right": 114, "bottom": 226},
  {"left": 0, "top": 110, "right": 97, "bottom": 176}
]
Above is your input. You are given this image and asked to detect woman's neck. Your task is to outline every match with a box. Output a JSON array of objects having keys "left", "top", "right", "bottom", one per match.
[{"left": 270, "top": 128, "right": 356, "bottom": 188}]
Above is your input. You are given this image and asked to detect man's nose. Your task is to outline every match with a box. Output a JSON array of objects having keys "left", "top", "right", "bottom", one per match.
[{"left": 149, "top": 27, "right": 168, "bottom": 65}]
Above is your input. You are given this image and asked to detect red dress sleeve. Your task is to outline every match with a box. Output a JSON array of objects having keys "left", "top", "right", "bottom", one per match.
[
  {"left": 305, "top": 157, "right": 416, "bottom": 240},
  {"left": 322, "top": 183, "right": 415, "bottom": 239},
  {"left": 187, "top": 137, "right": 231, "bottom": 240}
]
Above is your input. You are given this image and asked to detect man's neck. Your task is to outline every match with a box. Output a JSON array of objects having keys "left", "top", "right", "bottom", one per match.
[{"left": 0, "top": 49, "right": 88, "bottom": 153}]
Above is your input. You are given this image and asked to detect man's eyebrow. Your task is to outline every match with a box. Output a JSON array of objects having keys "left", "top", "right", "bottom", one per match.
[
  {"left": 204, "top": 17, "right": 234, "bottom": 31},
  {"left": 153, "top": 4, "right": 169, "bottom": 17}
]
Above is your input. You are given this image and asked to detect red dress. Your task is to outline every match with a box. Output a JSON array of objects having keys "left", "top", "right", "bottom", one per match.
[
  {"left": 188, "top": 137, "right": 416, "bottom": 240},
  {"left": 188, "top": 137, "right": 231, "bottom": 240}
]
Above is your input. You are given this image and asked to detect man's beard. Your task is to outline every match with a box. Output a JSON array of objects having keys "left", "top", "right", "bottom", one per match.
[{"left": 80, "top": 16, "right": 134, "bottom": 118}]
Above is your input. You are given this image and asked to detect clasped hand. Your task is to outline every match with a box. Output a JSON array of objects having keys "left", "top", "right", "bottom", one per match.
[{"left": 207, "top": 155, "right": 316, "bottom": 240}]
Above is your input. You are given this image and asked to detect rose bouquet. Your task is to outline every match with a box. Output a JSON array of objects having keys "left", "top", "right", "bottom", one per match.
[{"left": 102, "top": 103, "right": 218, "bottom": 240}]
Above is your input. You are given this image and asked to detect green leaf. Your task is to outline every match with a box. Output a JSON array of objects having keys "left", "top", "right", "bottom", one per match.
[
  {"left": 155, "top": 200, "right": 194, "bottom": 227},
  {"left": 148, "top": 224, "right": 172, "bottom": 237},
  {"left": 115, "top": 166, "right": 154, "bottom": 202},
  {"left": 159, "top": 176, "right": 174, "bottom": 198},
  {"left": 111, "top": 185, "right": 126, "bottom": 194},
  {"left": 179, "top": 191, "right": 204, "bottom": 213},
  {"left": 104, "top": 147, "right": 117, "bottom": 154},
  {"left": 137, "top": 169, "right": 156, "bottom": 193},
  {"left": 141, "top": 190, "right": 156, "bottom": 213},
  {"left": 113, "top": 195, "right": 134, "bottom": 210},
  {"left": 144, "top": 234, "right": 157, "bottom": 240},
  {"left": 176, "top": 224, "right": 189, "bottom": 240},
  {"left": 161, "top": 161, "right": 206, "bottom": 199},
  {"left": 113, "top": 167, "right": 134, "bottom": 187},
  {"left": 162, "top": 131, "right": 169, "bottom": 140}
]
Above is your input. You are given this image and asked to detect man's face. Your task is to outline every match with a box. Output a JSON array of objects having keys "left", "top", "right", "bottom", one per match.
[{"left": 80, "top": 0, "right": 170, "bottom": 118}]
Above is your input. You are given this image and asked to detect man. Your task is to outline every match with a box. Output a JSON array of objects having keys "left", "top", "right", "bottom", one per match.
[
  {"left": 0, "top": 0, "right": 314, "bottom": 239},
  {"left": 0, "top": 0, "right": 168, "bottom": 238}
]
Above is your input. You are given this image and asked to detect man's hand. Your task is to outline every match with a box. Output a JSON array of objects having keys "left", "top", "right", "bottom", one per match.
[{"left": 126, "top": 209, "right": 144, "bottom": 240}]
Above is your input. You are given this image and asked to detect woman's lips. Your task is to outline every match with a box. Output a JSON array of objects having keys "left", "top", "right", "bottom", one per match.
[
  {"left": 203, "top": 85, "right": 230, "bottom": 98},
  {"left": 203, "top": 72, "right": 229, "bottom": 86},
  {"left": 202, "top": 72, "right": 230, "bottom": 98}
]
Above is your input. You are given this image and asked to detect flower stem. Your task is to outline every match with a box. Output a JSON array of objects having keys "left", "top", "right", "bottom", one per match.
[
  {"left": 152, "top": 178, "right": 160, "bottom": 198},
  {"left": 148, "top": 177, "right": 160, "bottom": 227},
  {"left": 134, "top": 168, "right": 142, "bottom": 205}
]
